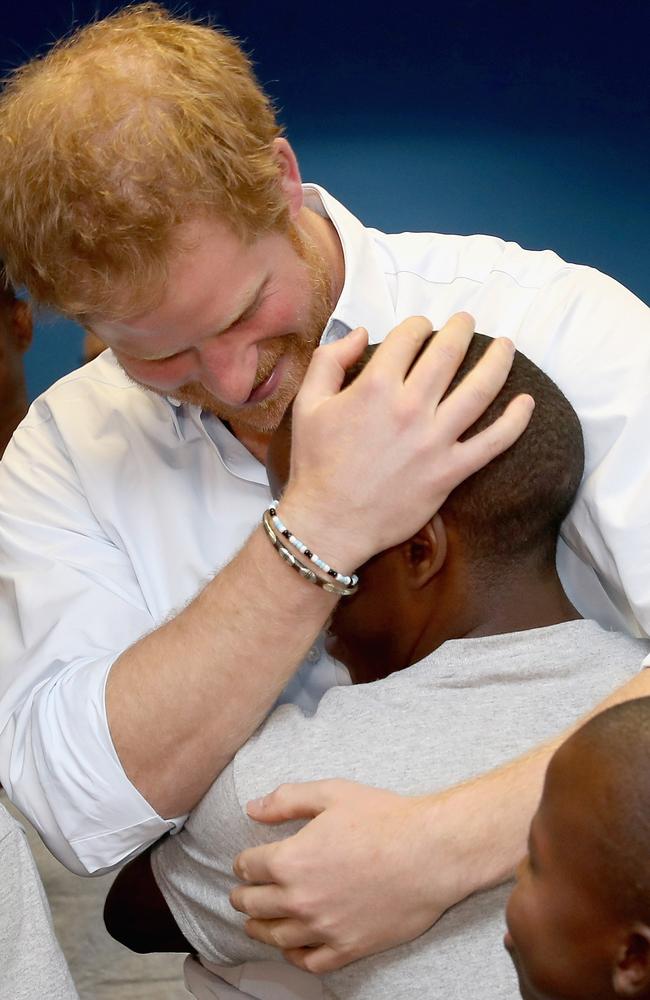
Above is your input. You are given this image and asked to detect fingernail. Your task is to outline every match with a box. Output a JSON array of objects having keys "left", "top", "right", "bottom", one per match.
[{"left": 247, "top": 796, "right": 266, "bottom": 813}]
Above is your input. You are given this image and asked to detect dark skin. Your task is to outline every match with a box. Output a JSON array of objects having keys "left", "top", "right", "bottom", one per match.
[
  {"left": 0, "top": 294, "right": 32, "bottom": 457},
  {"left": 505, "top": 737, "right": 650, "bottom": 1000},
  {"left": 266, "top": 402, "right": 579, "bottom": 684},
  {"left": 104, "top": 410, "right": 580, "bottom": 952}
]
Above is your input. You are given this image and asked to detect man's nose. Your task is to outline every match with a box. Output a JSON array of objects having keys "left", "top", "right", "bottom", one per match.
[{"left": 196, "top": 336, "right": 259, "bottom": 405}]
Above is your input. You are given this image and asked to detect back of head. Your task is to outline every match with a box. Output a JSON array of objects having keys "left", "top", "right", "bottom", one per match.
[
  {"left": 344, "top": 333, "right": 584, "bottom": 576},
  {"left": 439, "top": 334, "right": 584, "bottom": 573},
  {"left": 566, "top": 698, "right": 650, "bottom": 923},
  {"left": 0, "top": 3, "right": 284, "bottom": 321}
]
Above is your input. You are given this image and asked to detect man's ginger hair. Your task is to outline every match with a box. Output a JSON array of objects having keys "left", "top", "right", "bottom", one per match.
[{"left": 0, "top": 3, "right": 285, "bottom": 321}]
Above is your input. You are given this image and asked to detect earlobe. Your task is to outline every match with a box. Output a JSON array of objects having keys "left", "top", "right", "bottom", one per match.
[
  {"left": 613, "top": 926, "right": 650, "bottom": 997},
  {"left": 404, "top": 514, "right": 448, "bottom": 588},
  {"left": 272, "top": 138, "right": 304, "bottom": 219}
]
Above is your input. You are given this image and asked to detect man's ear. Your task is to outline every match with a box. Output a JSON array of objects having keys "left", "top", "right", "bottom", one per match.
[
  {"left": 613, "top": 925, "right": 650, "bottom": 996},
  {"left": 11, "top": 299, "right": 33, "bottom": 352},
  {"left": 273, "top": 137, "right": 304, "bottom": 220},
  {"left": 401, "top": 514, "right": 448, "bottom": 589}
]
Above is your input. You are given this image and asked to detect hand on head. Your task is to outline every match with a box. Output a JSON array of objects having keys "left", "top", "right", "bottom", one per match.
[{"left": 272, "top": 311, "right": 533, "bottom": 577}]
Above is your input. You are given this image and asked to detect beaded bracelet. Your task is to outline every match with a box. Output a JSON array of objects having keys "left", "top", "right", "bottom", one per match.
[
  {"left": 262, "top": 506, "right": 359, "bottom": 597},
  {"left": 268, "top": 503, "right": 359, "bottom": 589}
]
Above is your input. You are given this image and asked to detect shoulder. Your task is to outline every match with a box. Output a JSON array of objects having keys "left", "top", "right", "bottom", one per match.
[
  {"left": 529, "top": 620, "right": 650, "bottom": 664},
  {"left": 1, "top": 349, "right": 179, "bottom": 488},
  {"left": 21, "top": 350, "right": 167, "bottom": 433},
  {"left": 370, "top": 228, "right": 580, "bottom": 289}
]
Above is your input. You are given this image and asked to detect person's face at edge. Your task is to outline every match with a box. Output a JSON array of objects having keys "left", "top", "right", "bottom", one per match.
[{"left": 504, "top": 743, "right": 620, "bottom": 1000}]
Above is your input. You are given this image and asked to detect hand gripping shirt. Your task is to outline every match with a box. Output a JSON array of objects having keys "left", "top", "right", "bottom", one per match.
[{"left": 0, "top": 185, "right": 649, "bottom": 873}]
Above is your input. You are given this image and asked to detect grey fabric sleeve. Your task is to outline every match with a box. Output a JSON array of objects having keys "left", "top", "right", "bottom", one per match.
[{"left": 0, "top": 807, "right": 78, "bottom": 1000}]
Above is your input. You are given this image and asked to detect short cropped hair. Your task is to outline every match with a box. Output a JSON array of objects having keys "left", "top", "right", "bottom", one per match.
[
  {"left": 562, "top": 698, "right": 650, "bottom": 922},
  {"left": 345, "top": 333, "right": 584, "bottom": 572},
  {"left": 0, "top": 3, "right": 284, "bottom": 321}
]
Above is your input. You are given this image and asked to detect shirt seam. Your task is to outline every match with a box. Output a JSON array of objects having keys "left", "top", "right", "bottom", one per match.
[{"left": 381, "top": 263, "right": 580, "bottom": 292}]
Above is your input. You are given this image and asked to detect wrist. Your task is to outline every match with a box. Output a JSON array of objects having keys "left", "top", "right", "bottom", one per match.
[{"left": 274, "top": 491, "right": 368, "bottom": 577}]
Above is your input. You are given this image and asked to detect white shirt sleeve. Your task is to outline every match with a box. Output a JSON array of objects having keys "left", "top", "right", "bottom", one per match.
[{"left": 0, "top": 412, "right": 179, "bottom": 874}]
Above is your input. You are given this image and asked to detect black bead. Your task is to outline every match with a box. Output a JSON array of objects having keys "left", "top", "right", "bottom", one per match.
[
  {"left": 269, "top": 507, "right": 276, "bottom": 516},
  {"left": 283, "top": 529, "right": 291, "bottom": 538},
  {"left": 304, "top": 549, "right": 312, "bottom": 558},
  {"left": 328, "top": 568, "right": 337, "bottom": 577}
]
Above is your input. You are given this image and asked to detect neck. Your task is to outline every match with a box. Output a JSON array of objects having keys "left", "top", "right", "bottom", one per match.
[
  {"left": 409, "top": 562, "right": 581, "bottom": 666},
  {"left": 0, "top": 388, "right": 28, "bottom": 457},
  {"left": 226, "top": 421, "right": 271, "bottom": 465}
]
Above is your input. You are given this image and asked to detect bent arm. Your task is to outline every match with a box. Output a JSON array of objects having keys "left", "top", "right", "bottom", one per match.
[
  {"left": 1, "top": 316, "right": 528, "bottom": 872},
  {"left": 234, "top": 664, "right": 650, "bottom": 973},
  {"left": 436, "top": 663, "right": 650, "bottom": 899}
]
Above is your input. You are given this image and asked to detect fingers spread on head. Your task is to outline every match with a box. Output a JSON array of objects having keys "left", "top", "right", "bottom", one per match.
[
  {"left": 404, "top": 312, "right": 476, "bottom": 406},
  {"left": 438, "top": 335, "right": 517, "bottom": 439},
  {"left": 296, "top": 327, "right": 368, "bottom": 406},
  {"left": 363, "top": 315, "right": 434, "bottom": 382},
  {"left": 451, "top": 393, "right": 535, "bottom": 481}
]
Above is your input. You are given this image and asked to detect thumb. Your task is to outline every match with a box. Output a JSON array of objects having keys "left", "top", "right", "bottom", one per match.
[
  {"left": 296, "top": 326, "right": 368, "bottom": 406},
  {"left": 246, "top": 780, "right": 338, "bottom": 823}
]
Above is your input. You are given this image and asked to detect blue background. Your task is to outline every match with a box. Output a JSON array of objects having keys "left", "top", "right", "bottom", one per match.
[{"left": 2, "top": 0, "right": 648, "bottom": 399}]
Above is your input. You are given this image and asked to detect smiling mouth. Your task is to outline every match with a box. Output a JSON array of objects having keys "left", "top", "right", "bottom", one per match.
[{"left": 246, "top": 363, "right": 280, "bottom": 403}]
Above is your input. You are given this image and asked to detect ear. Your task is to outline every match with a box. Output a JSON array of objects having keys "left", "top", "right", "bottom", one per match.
[
  {"left": 11, "top": 299, "right": 33, "bottom": 352},
  {"left": 613, "top": 926, "right": 650, "bottom": 997},
  {"left": 273, "top": 138, "right": 304, "bottom": 220},
  {"left": 400, "top": 514, "right": 448, "bottom": 589}
]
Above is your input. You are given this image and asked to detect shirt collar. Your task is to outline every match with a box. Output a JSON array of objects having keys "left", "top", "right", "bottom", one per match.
[{"left": 302, "top": 184, "right": 397, "bottom": 345}]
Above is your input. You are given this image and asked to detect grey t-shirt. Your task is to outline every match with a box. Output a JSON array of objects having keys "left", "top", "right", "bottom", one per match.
[
  {"left": 0, "top": 804, "right": 78, "bottom": 1000},
  {"left": 153, "top": 621, "right": 649, "bottom": 1000}
]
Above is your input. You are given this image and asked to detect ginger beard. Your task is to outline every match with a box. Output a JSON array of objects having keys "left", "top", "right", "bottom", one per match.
[{"left": 157, "top": 226, "right": 334, "bottom": 434}]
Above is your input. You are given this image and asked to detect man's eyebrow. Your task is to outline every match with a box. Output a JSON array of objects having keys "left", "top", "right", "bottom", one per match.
[
  {"left": 111, "top": 279, "right": 268, "bottom": 362},
  {"left": 216, "top": 278, "right": 267, "bottom": 335}
]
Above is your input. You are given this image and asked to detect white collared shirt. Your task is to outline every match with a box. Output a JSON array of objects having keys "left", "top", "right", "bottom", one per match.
[{"left": 1, "top": 185, "right": 649, "bottom": 874}]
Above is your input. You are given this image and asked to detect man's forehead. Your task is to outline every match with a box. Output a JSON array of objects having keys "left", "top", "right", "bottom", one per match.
[
  {"left": 91, "top": 276, "right": 264, "bottom": 357},
  {"left": 91, "top": 214, "right": 264, "bottom": 347}
]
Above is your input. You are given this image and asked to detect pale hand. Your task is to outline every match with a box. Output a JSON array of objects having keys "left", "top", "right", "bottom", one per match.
[
  {"left": 230, "top": 779, "right": 465, "bottom": 973},
  {"left": 280, "top": 313, "right": 533, "bottom": 574}
]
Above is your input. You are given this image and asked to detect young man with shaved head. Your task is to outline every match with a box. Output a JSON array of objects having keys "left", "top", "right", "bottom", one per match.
[{"left": 0, "top": 4, "right": 649, "bottom": 979}]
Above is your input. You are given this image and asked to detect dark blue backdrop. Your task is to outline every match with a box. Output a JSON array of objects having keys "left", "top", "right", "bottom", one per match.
[{"left": 2, "top": 1, "right": 648, "bottom": 398}]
